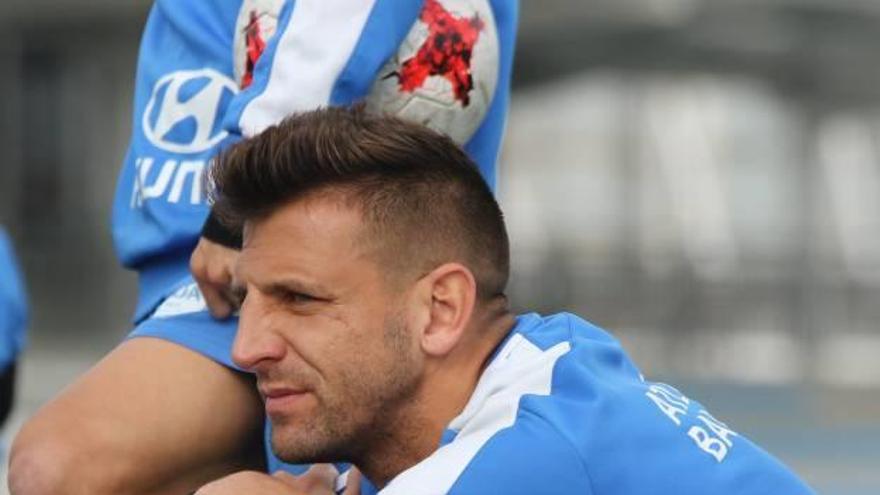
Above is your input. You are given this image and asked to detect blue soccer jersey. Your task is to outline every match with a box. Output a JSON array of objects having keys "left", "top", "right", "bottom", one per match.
[
  {"left": 0, "top": 229, "right": 27, "bottom": 372},
  {"left": 373, "top": 313, "right": 814, "bottom": 494},
  {"left": 111, "top": 0, "right": 517, "bottom": 324}
]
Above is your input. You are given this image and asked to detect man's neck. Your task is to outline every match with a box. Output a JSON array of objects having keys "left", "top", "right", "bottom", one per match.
[{"left": 357, "top": 308, "right": 517, "bottom": 488}]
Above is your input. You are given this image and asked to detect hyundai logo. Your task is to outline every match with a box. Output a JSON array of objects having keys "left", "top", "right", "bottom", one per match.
[{"left": 142, "top": 68, "right": 238, "bottom": 154}]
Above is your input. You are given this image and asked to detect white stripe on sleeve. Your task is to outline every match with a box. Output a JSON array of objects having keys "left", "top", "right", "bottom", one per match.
[
  {"left": 238, "top": 0, "right": 378, "bottom": 137},
  {"left": 380, "top": 335, "right": 571, "bottom": 494}
]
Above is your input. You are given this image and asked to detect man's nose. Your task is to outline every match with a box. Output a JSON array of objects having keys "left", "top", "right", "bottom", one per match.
[{"left": 232, "top": 291, "right": 286, "bottom": 370}]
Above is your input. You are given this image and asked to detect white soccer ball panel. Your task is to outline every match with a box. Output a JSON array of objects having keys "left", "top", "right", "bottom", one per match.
[{"left": 366, "top": 0, "right": 499, "bottom": 144}]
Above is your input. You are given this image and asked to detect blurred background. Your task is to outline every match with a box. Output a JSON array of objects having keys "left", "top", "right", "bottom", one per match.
[{"left": 1, "top": 0, "right": 879, "bottom": 493}]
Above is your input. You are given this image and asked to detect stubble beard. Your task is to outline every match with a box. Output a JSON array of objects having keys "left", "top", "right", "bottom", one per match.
[{"left": 270, "top": 313, "right": 421, "bottom": 465}]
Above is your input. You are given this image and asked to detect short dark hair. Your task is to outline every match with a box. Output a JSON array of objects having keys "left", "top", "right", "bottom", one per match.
[{"left": 211, "top": 106, "right": 509, "bottom": 300}]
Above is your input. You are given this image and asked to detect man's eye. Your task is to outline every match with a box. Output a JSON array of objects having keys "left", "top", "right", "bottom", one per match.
[{"left": 281, "top": 291, "right": 317, "bottom": 304}]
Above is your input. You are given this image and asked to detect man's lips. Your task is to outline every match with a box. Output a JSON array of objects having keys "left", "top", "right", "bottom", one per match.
[
  {"left": 260, "top": 386, "right": 312, "bottom": 416},
  {"left": 260, "top": 386, "right": 306, "bottom": 399}
]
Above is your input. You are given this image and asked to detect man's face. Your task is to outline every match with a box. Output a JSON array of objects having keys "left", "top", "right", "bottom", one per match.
[{"left": 233, "top": 194, "right": 422, "bottom": 463}]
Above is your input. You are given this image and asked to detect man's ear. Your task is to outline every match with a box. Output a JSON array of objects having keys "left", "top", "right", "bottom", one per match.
[{"left": 410, "top": 262, "right": 477, "bottom": 358}]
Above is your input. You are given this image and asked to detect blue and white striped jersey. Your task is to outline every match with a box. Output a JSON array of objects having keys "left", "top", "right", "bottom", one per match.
[
  {"left": 111, "top": 0, "right": 517, "bottom": 322},
  {"left": 374, "top": 313, "right": 814, "bottom": 494},
  {"left": 0, "top": 229, "right": 27, "bottom": 371}
]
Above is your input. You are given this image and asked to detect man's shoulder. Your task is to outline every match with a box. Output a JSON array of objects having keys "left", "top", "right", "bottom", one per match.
[
  {"left": 453, "top": 312, "right": 815, "bottom": 494},
  {"left": 509, "top": 312, "right": 644, "bottom": 398},
  {"left": 448, "top": 375, "right": 814, "bottom": 495},
  {"left": 511, "top": 312, "right": 631, "bottom": 359}
]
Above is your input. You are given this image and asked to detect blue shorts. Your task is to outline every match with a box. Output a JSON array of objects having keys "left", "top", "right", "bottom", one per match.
[
  {"left": 127, "top": 275, "right": 306, "bottom": 474},
  {"left": 129, "top": 277, "right": 240, "bottom": 367}
]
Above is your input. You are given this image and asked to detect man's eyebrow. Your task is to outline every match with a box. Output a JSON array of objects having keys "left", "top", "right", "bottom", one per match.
[{"left": 263, "top": 278, "right": 333, "bottom": 298}]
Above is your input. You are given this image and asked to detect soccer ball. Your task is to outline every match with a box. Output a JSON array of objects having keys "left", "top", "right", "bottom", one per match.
[{"left": 365, "top": 0, "right": 500, "bottom": 145}]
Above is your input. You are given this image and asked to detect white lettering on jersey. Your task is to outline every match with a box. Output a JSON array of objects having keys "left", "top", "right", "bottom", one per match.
[
  {"left": 142, "top": 69, "right": 238, "bottom": 153},
  {"left": 131, "top": 158, "right": 172, "bottom": 207},
  {"left": 687, "top": 425, "right": 729, "bottom": 463},
  {"left": 131, "top": 158, "right": 207, "bottom": 207},
  {"left": 697, "top": 410, "right": 738, "bottom": 448},
  {"left": 167, "top": 159, "right": 205, "bottom": 204},
  {"left": 152, "top": 283, "right": 207, "bottom": 318},
  {"left": 645, "top": 382, "right": 739, "bottom": 463},
  {"left": 645, "top": 386, "right": 688, "bottom": 426}
]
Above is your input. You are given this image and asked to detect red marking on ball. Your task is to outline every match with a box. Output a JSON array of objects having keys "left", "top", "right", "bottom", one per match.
[{"left": 391, "top": 0, "right": 485, "bottom": 106}]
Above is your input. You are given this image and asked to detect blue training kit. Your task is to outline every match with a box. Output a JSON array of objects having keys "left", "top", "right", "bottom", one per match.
[{"left": 367, "top": 313, "right": 814, "bottom": 494}]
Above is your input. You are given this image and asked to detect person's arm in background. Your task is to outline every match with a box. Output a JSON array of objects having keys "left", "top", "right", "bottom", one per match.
[{"left": 0, "top": 227, "right": 27, "bottom": 428}]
